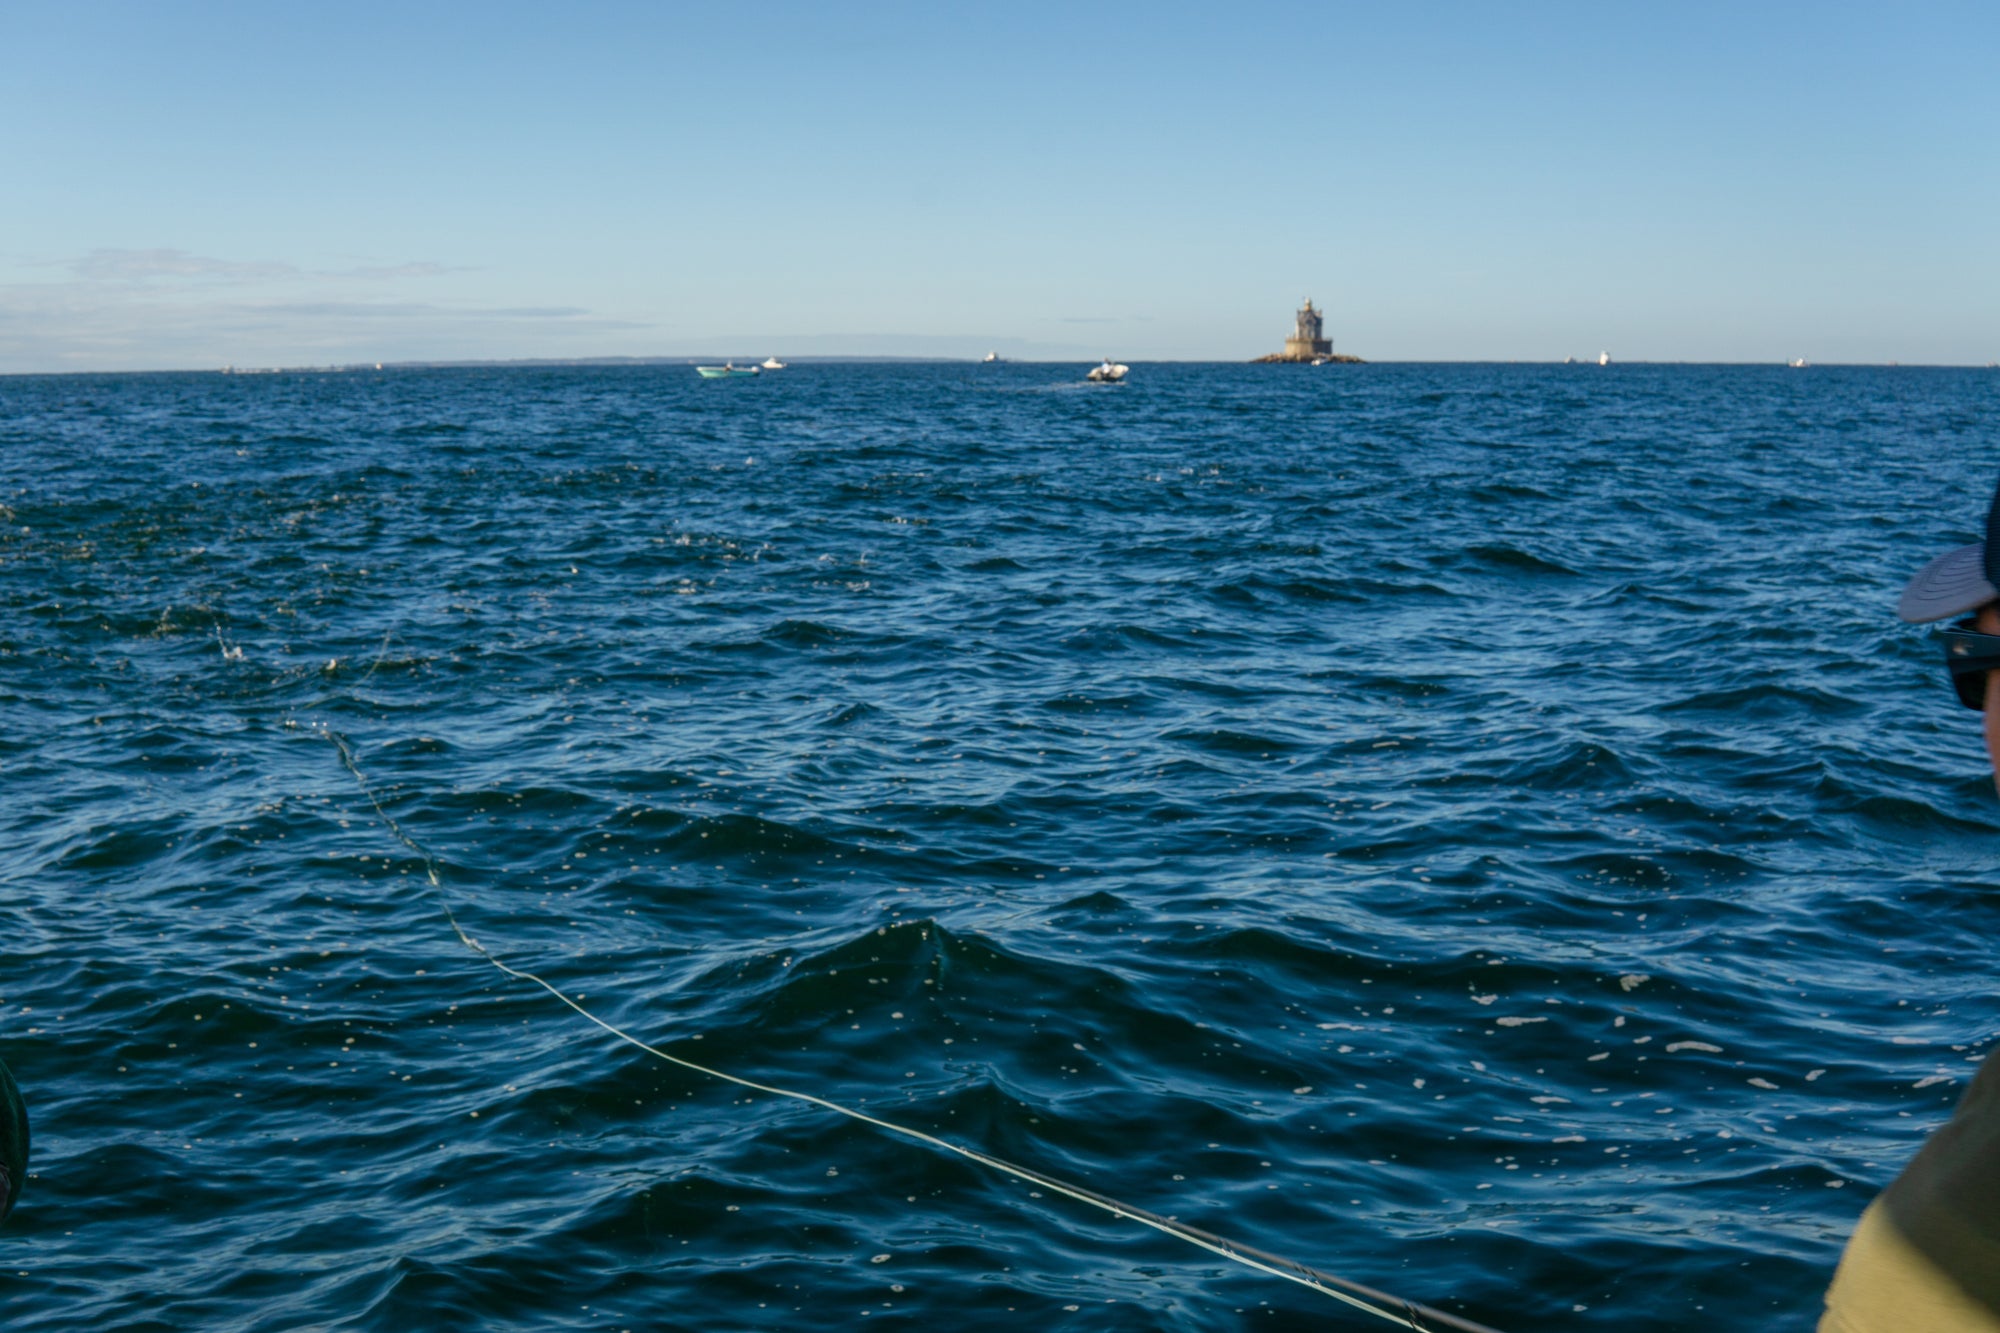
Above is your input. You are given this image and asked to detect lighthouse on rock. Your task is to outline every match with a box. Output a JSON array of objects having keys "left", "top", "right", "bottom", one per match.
[{"left": 1254, "top": 297, "right": 1364, "bottom": 363}]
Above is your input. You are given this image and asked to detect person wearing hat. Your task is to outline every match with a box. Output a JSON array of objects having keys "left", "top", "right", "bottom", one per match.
[
  {"left": 1818, "top": 483, "right": 2000, "bottom": 1331},
  {"left": 0, "top": 1054, "right": 24, "bottom": 1228}
]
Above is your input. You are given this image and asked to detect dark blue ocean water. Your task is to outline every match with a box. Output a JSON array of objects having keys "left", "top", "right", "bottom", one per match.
[{"left": 1, "top": 361, "right": 1996, "bottom": 1331}]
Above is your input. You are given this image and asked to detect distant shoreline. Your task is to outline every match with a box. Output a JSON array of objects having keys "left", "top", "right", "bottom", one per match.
[{"left": 3, "top": 358, "right": 1994, "bottom": 378}]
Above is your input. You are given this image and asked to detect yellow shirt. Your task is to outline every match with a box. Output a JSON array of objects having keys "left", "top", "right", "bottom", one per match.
[{"left": 1821, "top": 1047, "right": 2000, "bottom": 1331}]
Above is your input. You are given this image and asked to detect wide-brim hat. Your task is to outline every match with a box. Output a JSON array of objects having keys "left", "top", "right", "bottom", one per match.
[
  {"left": 0, "top": 1056, "right": 24, "bottom": 1224},
  {"left": 1898, "top": 477, "right": 2000, "bottom": 623}
]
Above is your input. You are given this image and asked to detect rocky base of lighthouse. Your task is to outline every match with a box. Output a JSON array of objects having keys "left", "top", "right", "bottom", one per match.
[{"left": 1252, "top": 351, "right": 1366, "bottom": 364}]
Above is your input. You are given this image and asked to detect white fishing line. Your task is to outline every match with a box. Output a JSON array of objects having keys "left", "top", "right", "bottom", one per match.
[
  {"left": 350, "top": 629, "right": 395, "bottom": 686},
  {"left": 326, "top": 727, "right": 1504, "bottom": 1333}
]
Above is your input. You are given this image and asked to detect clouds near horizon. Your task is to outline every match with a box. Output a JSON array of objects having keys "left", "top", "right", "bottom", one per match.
[
  {"left": 0, "top": 247, "right": 643, "bottom": 368},
  {"left": 67, "top": 248, "right": 299, "bottom": 283}
]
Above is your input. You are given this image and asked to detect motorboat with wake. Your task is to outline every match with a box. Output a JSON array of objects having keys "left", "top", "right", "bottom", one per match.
[{"left": 1087, "top": 359, "right": 1128, "bottom": 383}]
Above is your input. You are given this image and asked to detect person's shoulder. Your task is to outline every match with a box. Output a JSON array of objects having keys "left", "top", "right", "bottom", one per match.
[
  {"left": 0, "top": 1056, "right": 24, "bottom": 1225},
  {"left": 1878, "top": 1039, "right": 2000, "bottom": 1315}
]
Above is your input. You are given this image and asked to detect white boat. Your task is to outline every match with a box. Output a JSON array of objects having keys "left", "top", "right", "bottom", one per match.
[
  {"left": 981, "top": 351, "right": 1002, "bottom": 363},
  {"left": 1087, "top": 359, "right": 1128, "bottom": 383},
  {"left": 761, "top": 356, "right": 786, "bottom": 370},
  {"left": 695, "top": 362, "right": 760, "bottom": 379},
  {"left": 1788, "top": 358, "right": 1808, "bottom": 369},
  {"left": 1597, "top": 351, "right": 1611, "bottom": 366}
]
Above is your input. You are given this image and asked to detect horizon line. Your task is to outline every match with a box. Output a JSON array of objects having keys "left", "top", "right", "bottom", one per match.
[{"left": 5, "top": 356, "right": 1998, "bottom": 378}]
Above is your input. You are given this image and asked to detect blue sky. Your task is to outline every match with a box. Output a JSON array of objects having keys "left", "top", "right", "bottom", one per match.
[{"left": 2, "top": 1, "right": 1995, "bottom": 369}]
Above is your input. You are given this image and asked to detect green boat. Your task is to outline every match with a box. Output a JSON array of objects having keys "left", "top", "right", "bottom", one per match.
[{"left": 695, "top": 362, "right": 760, "bottom": 379}]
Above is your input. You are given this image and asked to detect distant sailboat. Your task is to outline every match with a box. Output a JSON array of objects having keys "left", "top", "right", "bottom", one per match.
[{"left": 1598, "top": 351, "right": 1611, "bottom": 366}]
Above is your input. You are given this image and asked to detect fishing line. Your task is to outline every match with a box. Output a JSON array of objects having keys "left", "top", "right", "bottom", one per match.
[{"left": 326, "top": 726, "right": 1505, "bottom": 1333}]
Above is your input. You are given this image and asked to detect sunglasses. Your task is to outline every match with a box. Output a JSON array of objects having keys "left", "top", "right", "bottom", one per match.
[{"left": 1942, "top": 619, "right": 2000, "bottom": 710}]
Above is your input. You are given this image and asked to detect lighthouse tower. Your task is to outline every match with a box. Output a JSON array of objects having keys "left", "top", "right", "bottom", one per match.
[{"left": 1284, "top": 299, "right": 1333, "bottom": 359}]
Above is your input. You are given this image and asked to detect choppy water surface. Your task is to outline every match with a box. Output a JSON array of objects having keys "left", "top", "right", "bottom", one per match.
[{"left": 2, "top": 362, "right": 1997, "bottom": 1331}]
